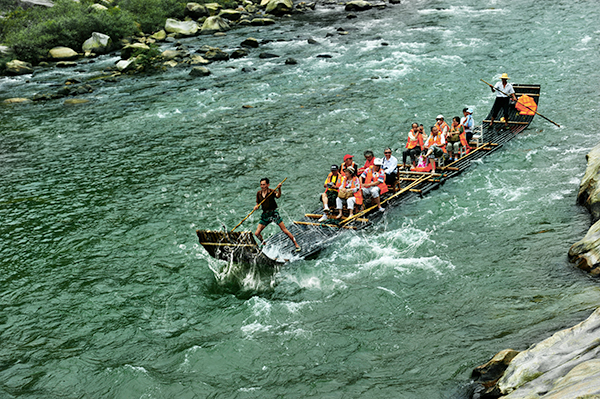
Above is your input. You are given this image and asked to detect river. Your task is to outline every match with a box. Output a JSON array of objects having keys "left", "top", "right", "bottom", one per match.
[{"left": 1, "top": 0, "right": 600, "bottom": 397}]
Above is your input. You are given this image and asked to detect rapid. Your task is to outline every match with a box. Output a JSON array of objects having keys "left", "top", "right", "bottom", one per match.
[{"left": 1, "top": 0, "right": 600, "bottom": 397}]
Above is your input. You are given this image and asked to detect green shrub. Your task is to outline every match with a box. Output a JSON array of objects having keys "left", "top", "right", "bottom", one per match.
[
  {"left": 0, "top": 0, "right": 138, "bottom": 63},
  {"left": 116, "top": 0, "right": 185, "bottom": 33}
]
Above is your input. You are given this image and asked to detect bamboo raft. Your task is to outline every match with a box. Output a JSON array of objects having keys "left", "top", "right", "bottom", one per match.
[{"left": 197, "top": 84, "right": 541, "bottom": 266}]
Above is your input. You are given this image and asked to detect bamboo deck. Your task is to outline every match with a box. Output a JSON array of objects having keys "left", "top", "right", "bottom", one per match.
[{"left": 198, "top": 84, "right": 541, "bottom": 266}]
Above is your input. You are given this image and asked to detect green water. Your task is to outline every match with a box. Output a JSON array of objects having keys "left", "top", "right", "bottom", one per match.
[{"left": 2, "top": 0, "right": 600, "bottom": 397}]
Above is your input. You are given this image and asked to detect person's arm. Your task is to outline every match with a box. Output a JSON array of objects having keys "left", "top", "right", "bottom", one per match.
[
  {"left": 274, "top": 185, "right": 282, "bottom": 198},
  {"left": 254, "top": 192, "right": 261, "bottom": 210}
]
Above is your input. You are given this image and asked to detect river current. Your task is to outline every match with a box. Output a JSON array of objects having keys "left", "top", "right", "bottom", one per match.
[{"left": 1, "top": 0, "right": 600, "bottom": 397}]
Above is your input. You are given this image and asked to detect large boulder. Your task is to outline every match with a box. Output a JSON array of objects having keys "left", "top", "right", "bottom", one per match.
[
  {"left": 218, "top": 9, "right": 242, "bottom": 21},
  {"left": 264, "top": 0, "right": 293, "bottom": 15},
  {"left": 189, "top": 66, "right": 211, "bottom": 77},
  {"left": 344, "top": 0, "right": 372, "bottom": 11},
  {"left": 241, "top": 37, "right": 259, "bottom": 48},
  {"left": 204, "top": 48, "right": 229, "bottom": 61},
  {"left": 3, "top": 98, "right": 32, "bottom": 104},
  {"left": 204, "top": 2, "right": 223, "bottom": 15},
  {"left": 184, "top": 2, "right": 209, "bottom": 19},
  {"left": 5, "top": 59, "right": 33, "bottom": 75},
  {"left": 116, "top": 59, "right": 134, "bottom": 72},
  {"left": 496, "top": 307, "right": 600, "bottom": 398},
  {"left": 577, "top": 143, "right": 600, "bottom": 222},
  {"left": 48, "top": 46, "right": 78, "bottom": 61},
  {"left": 161, "top": 50, "right": 181, "bottom": 60},
  {"left": 82, "top": 32, "right": 112, "bottom": 55},
  {"left": 569, "top": 219, "right": 600, "bottom": 272},
  {"left": 200, "top": 16, "right": 230, "bottom": 35},
  {"left": 120, "top": 43, "right": 150, "bottom": 59},
  {"left": 165, "top": 18, "right": 200, "bottom": 36}
]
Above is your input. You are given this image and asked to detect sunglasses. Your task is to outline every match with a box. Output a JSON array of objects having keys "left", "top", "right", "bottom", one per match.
[{"left": 384, "top": 152, "right": 391, "bottom": 154}]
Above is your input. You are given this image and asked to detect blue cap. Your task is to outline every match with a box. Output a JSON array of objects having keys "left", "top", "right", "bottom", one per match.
[{"left": 467, "top": 108, "right": 473, "bottom": 114}]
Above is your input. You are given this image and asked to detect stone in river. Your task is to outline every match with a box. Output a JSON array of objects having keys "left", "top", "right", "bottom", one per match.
[
  {"left": 204, "top": 48, "right": 230, "bottom": 61},
  {"left": 189, "top": 66, "right": 211, "bottom": 77},
  {"left": 151, "top": 30, "right": 167, "bottom": 41},
  {"left": 569, "top": 218, "right": 600, "bottom": 272},
  {"left": 200, "top": 16, "right": 230, "bottom": 35},
  {"left": 264, "top": 0, "right": 293, "bottom": 16},
  {"left": 189, "top": 55, "right": 210, "bottom": 65},
  {"left": 56, "top": 61, "right": 77, "bottom": 68},
  {"left": 241, "top": 37, "right": 259, "bottom": 48},
  {"left": 116, "top": 59, "right": 134, "bottom": 72},
  {"left": 285, "top": 57, "right": 297, "bottom": 65},
  {"left": 185, "top": 2, "right": 208, "bottom": 19},
  {"left": 250, "top": 18, "right": 275, "bottom": 26},
  {"left": 5, "top": 60, "right": 33, "bottom": 75},
  {"left": 472, "top": 349, "right": 519, "bottom": 385},
  {"left": 3, "top": 98, "right": 32, "bottom": 104},
  {"left": 165, "top": 19, "right": 200, "bottom": 36},
  {"left": 259, "top": 52, "right": 279, "bottom": 59},
  {"left": 577, "top": 143, "right": 600, "bottom": 222},
  {"left": 82, "top": 32, "right": 112, "bottom": 55},
  {"left": 218, "top": 9, "right": 242, "bottom": 21},
  {"left": 230, "top": 49, "right": 248, "bottom": 59},
  {"left": 120, "top": 43, "right": 150, "bottom": 59},
  {"left": 48, "top": 46, "right": 79, "bottom": 61},
  {"left": 316, "top": 54, "right": 332, "bottom": 58},
  {"left": 161, "top": 50, "right": 181, "bottom": 60},
  {"left": 163, "top": 60, "right": 178, "bottom": 67},
  {"left": 204, "top": 2, "right": 223, "bottom": 15},
  {"left": 344, "top": 0, "right": 372, "bottom": 11},
  {"left": 64, "top": 99, "right": 90, "bottom": 105},
  {"left": 307, "top": 38, "right": 319, "bottom": 44}
]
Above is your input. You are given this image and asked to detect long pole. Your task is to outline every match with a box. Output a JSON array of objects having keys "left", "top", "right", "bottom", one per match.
[
  {"left": 230, "top": 177, "right": 288, "bottom": 233},
  {"left": 481, "top": 79, "right": 561, "bottom": 127}
]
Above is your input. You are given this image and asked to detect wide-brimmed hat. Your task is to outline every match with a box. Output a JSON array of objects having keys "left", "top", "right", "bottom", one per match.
[
  {"left": 500, "top": 73, "right": 510, "bottom": 80},
  {"left": 343, "top": 154, "right": 353, "bottom": 161},
  {"left": 346, "top": 166, "right": 355, "bottom": 174}
]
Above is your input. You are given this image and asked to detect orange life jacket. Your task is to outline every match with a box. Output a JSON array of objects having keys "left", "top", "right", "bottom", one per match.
[
  {"left": 363, "top": 166, "right": 388, "bottom": 195},
  {"left": 323, "top": 172, "right": 341, "bottom": 193},
  {"left": 425, "top": 133, "right": 447, "bottom": 153},
  {"left": 515, "top": 94, "right": 537, "bottom": 115},
  {"left": 340, "top": 175, "right": 363, "bottom": 205},
  {"left": 340, "top": 161, "right": 357, "bottom": 174},
  {"left": 406, "top": 130, "right": 424, "bottom": 150},
  {"left": 437, "top": 121, "right": 449, "bottom": 136}
]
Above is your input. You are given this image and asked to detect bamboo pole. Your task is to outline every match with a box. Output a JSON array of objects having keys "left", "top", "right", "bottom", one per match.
[{"left": 294, "top": 221, "right": 357, "bottom": 230}]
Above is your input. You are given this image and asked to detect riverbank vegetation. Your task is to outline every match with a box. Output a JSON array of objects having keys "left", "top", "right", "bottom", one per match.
[{"left": 0, "top": 0, "right": 211, "bottom": 63}]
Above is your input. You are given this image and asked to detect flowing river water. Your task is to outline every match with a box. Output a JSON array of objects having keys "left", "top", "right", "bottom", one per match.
[{"left": 2, "top": 0, "right": 600, "bottom": 397}]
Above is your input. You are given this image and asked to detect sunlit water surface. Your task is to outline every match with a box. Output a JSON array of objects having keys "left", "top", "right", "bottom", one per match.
[{"left": 1, "top": 0, "right": 600, "bottom": 397}]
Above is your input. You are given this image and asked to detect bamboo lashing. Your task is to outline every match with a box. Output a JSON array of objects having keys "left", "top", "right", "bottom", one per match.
[{"left": 294, "top": 221, "right": 357, "bottom": 230}]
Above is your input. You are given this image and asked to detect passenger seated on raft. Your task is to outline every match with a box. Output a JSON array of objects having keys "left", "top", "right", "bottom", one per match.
[
  {"left": 360, "top": 158, "right": 387, "bottom": 212},
  {"left": 402, "top": 122, "right": 424, "bottom": 169},
  {"left": 382, "top": 148, "right": 398, "bottom": 186},
  {"left": 423, "top": 125, "right": 447, "bottom": 174},
  {"left": 321, "top": 164, "right": 341, "bottom": 214},
  {"left": 335, "top": 166, "right": 362, "bottom": 219},
  {"left": 446, "top": 116, "right": 464, "bottom": 161},
  {"left": 411, "top": 151, "right": 432, "bottom": 173},
  {"left": 340, "top": 154, "right": 357, "bottom": 174},
  {"left": 358, "top": 150, "right": 375, "bottom": 174}
]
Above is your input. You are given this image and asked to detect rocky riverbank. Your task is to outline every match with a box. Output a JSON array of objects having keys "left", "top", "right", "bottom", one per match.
[
  {"left": 469, "top": 144, "right": 600, "bottom": 399},
  {"left": 1, "top": 0, "right": 393, "bottom": 104}
]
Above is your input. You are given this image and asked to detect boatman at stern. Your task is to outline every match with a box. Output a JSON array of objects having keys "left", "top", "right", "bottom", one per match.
[
  {"left": 254, "top": 178, "right": 301, "bottom": 252},
  {"left": 490, "top": 73, "right": 518, "bottom": 128}
]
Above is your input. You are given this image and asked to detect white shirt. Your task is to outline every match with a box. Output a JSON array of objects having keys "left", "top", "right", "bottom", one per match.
[
  {"left": 494, "top": 81, "right": 515, "bottom": 98},
  {"left": 382, "top": 155, "right": 398, "bottom": 175},
  {"left": 461, "top": 114, "right": 474, "bottom": 133}
]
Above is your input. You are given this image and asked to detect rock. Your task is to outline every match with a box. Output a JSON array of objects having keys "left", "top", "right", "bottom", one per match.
[
  {"left": 189, "top": 66, "right": 211, "bottom": 77},
  {"left": 241, "top": 37, "right": 259, "bottom": 48},
  {"left": 497, "top": 307, "right": 600, "bottom": 398},
  {"left": 120, "top": 43, "right": 150, "bottom": 59},
  {"left": 569, "top": 219, "right": 600, "bottom": 271},
  {"left": 64, "top": 98, "right": 89, "bottom": 105},
  {"left": 204, "top": 2, "right": 223, "bottom": 15},
  {"left": 151, "top": 30, "right": 167, "bottom": 41},
  {"left": 116, "top": 59, "right": 134, "bottom": 72},
  {"left": 238, "top": 18, "right": 252, "bottom": 25},
  {"left": 161, "top": 50, "right": 181, "bottom": 60},
  {"left": 230, "top": 49, "right": 248, "bottom": 58},
  {"left": 577, "top": 143, "right": 600, "bottom": 222},
  {"left": 17, "top": 0, "right": 53, "bottom": 7},
  {"left": 56, "top": 61, "right": 77, "bottom": 67},
  {"left": 163, "top": 60, "right": 178, "bottom": 67},
  {"left": 82, "top": 32, "right": 112, "bottom": 55},
  {"left": 285, "top": 57, "right": 297, "bottom": 65},
  {"left": 5, "top": 60, "right": 33, "bottom": 75},
  {"left": 316, "top": 54, "right": 332, "bottom": 58},
  {"left": 200, "top": 16, "right": 230, "bottom": 34},
  {"left": 3, "top": 98, "right": 32, "bottom": 104},
  {"left": 591, "top": 267, "right": 600, "bottom": 277},
  {"left": 344, "top": 0, "right": 372, "bottom": 11},
  {"left": 185, "top": 2, "right": 208, "bottom": 19},
  {"left": 245, "top": 4, "right": 257, "bottom": 12},
  {"left": 346, "top": 13, "right": 357, "bottom": 19},
  {"left": 307, "top": 38, "right": 319, "bottom": 44},
  {"left": 213, "top": 32, "right": 227, "bottom": 37},
  {"left": 89, "top": 3, "right": 107, "bottom": 11},
  {"left": 241, "top": 67, "right": 255, "bottom": 72},
  {"left": 218, "top": 9, "right": 242, "bottom": 21},
  {"left": 204, "top": 48, "right": 229, "bottom": 61},
  {"left": 251, "top": 18, "right": 276, "bottom": 26},
  {"left": 389, "top": 0, "right": 400, "bottom": 4},
  {"left": 65, "top": 78, "right": 81, "bottom": 85},
  {"left": 472, "top": 349, "right": 520, "bottom": 383},
  {"left": 259, "top": 52, "right": 279, "bottom": 58},
  {"left": 165, "top": 18, "right": 199, "bottom": 36},
  {"left": 48, "top": 46, "right": 78, "bottom": 61},
  {"left": 264, "top": 0, "right": 293, "bottom": 15},
  {"left": 189, "top": 55, "right": 210, "bottom": 65}
]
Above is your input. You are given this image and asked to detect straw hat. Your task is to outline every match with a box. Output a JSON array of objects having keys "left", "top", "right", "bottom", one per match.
[{"left": 500, "top": 73, "right": 510, "bottom": 80}]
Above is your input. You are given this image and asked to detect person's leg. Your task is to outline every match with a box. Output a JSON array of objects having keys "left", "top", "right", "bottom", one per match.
[
  {"left": 277, "top": 221, "right": 300, "bottom": 249},
  {"left": 347, "top": 197, "right": 356, "bottom": 217},
  {"left": 372, "top": 187, "right": 382, "bottom": 210},
  {"left": 321, "top": 192, "right": 329, "bottom": 210},
  {"left": 335, "top": 197, "right": 344, "bottom": 218},
  {"left": 254, "top": 223, "right": 266, "bottom": 244}
]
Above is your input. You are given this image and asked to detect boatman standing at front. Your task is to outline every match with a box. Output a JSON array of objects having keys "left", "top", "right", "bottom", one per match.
[
  {"left": 490, "top": 73, "right": 518, "bottom": 128},
  {"left": 254, "top": 178, "right": 301, "bottom": 252}
]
